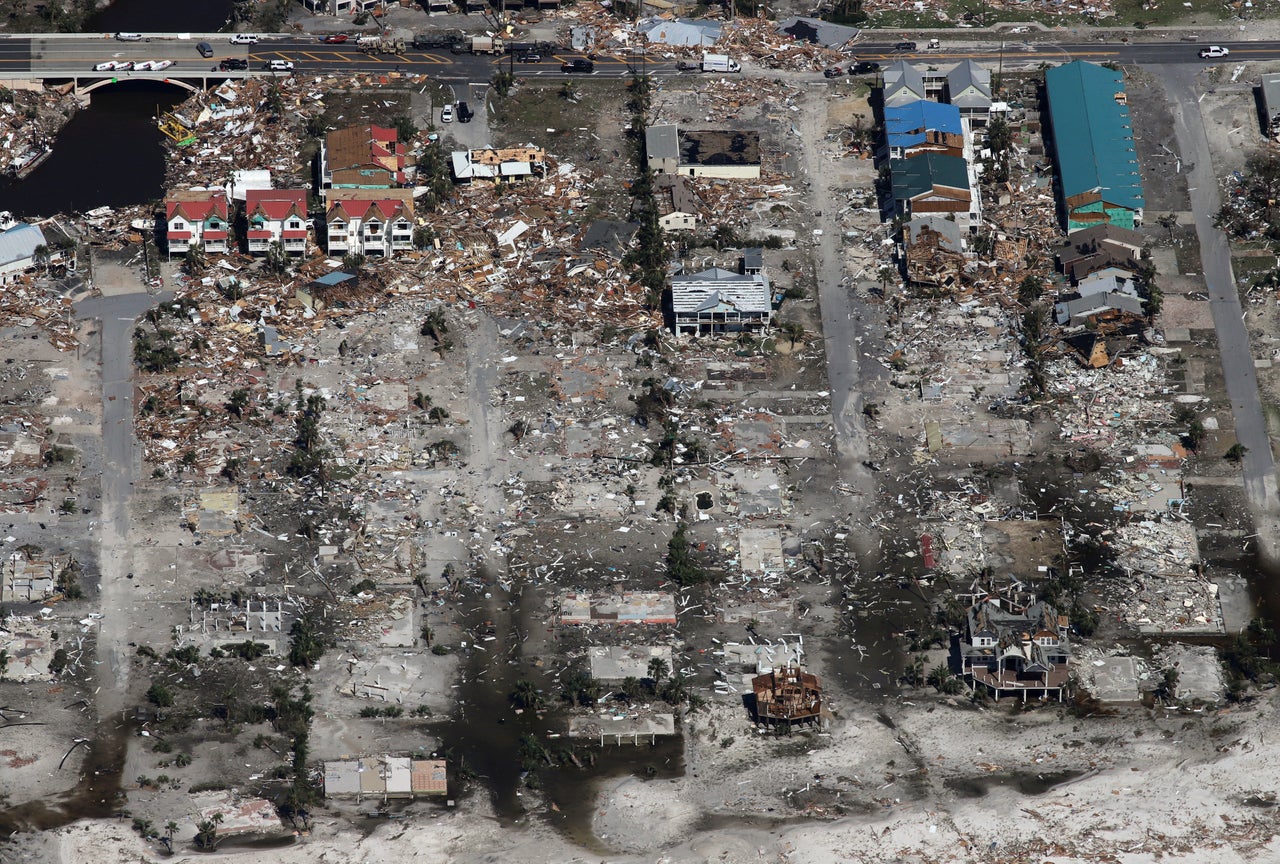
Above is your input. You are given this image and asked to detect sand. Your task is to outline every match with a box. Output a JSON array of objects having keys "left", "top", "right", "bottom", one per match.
[{"left": 10, "top": 691, "right": 1280, "bottom": 864}]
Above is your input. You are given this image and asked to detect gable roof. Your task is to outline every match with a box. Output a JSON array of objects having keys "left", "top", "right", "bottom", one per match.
[
  {"left": 775, "top": 16, "right": 860, "bottom": 48},
  {"left": 325, "top": 125, "right": 405, "bottom": 181},
  {"left": 326, "top": 197, "right": 413, "bottom": 223},
  {"left": 946, "top": 60, "right": 992, "bottom": 107},
  {"left": 1045, "top": 61, "right": 1144, "bottom": 211},
  {"left": 671, "top": 267, "right": 770, "bottom": 315},
  {"left": 0, "top": 223, "right": 47, "bottom": 267},
  {"left": 890, "top": 153, "right": 970, "bottom": 200},
  {"left": 885, "top": 99, "right": 963, "bottom": 151},
  {"left": 1064, "top": 222, "right": 1145, "bottom": 252},
  {"left": 883, "top": 60, "right": 926, "bottom": 107},
  {"left": 1054, "top": 291, "right": 1145, "bottom": 325},
  {"left": 165, "top": 190, "right": 229, "bottom": 223},
  {"left": 246, "top": 189, "right": 308, "bottom": 222}
]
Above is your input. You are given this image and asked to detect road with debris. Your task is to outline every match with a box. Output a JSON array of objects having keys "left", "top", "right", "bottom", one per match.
[
  {"left": 1161, "top": 64, "right": 1280, "bottom": 516},
  {"left": 74, "top": 283, "right": 169, "bottom": 717},
  {"left": 3, "top": 34, "right": 1280, "bottom": 82}
]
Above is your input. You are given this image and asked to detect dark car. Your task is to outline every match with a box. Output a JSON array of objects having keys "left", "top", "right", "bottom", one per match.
[
  {"left": 218, "top": 57, "right": 248, "bottom": 71},
  {"left": 823, "top": 65, "right": 844, "bottom": 78},
  {"left": 895, "top": 41, "right": 917, "bottom": 51},
  {"left": 561, "top": 58, "right": 594, "bottom": 72},
  {"left": 518, "top": 53, "right": 542, "bottom": 63},
  {"left": 457, "top": 100, "right": 473, "bottom": 123},
  {"left": 322, "top": 33, "right": 349, "bottom": 44},
  {"left": 851, "top": 61, "right": 881, "bottom": 74}
]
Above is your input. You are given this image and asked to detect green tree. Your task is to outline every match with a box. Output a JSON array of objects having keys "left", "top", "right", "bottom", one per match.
[
  {"left": 226, "top": 388, "right": 250, "bottom": 418},
  {"left": 263, "top": 240, "right": 290, "bottom": 275},
  {"left": 195, "top": 813, "right": 222, "bottom": 850},
  {"left": 393, "top": 113, "right": 417, "bottom": 144},
  {"left": 1017, "top": 274, "right": 1043, "bottom": 307},
  {"left": 666, "top": 521, "right": 706, "bottom": 586},
  {"left": 1226, "top": 442, "right": 1248, "bottom": 463},
  {"left": 647, "top": 657, "right": 669, "bottom": 683},
  {"left": 163, "top": 821, "right": 179, "bottom": 853},
  {"left": 0, "top": 648, "right": 8, "bottom": 680},
  {"left": 147, "top": 682, "right": 174, "bottom": 708},
  {"left": 184, "top": 244, "right": 207, "bottom": 277},
  {"left": 288, "top": 614, "right": 325, "bottom": 668},
  {"left": 509, "top": 679, "right": 546, "bottom": 712}
]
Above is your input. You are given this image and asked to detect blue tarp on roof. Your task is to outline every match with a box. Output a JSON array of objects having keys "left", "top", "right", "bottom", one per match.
[
  {"left": 885, "top": 100, "right": 963, "bottom": 152},
  {"left": 313, "top": 270, "right": 358, "bottom": 287},
  {"left": 1045, "top": 61, "right": 1144, "bottom": 212}
]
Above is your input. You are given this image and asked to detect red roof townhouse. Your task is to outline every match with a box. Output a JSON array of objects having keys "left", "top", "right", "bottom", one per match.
[
  {"left": 325, "top": 191, "right": 414, "bottom": 257},
  {"left": 165, "top": 189, "right": 230, "bottom": 255},
  {"left": 245, "top": 189, "right": 310, "bottom": 256}
]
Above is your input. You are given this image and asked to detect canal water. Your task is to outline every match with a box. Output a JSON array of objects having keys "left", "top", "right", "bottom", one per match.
[
  {"left": 0, "top": 81, "right": 184, "bottom": 218},
  {"left": 88, "top": 0, "right": 235, "bottom": 34}
]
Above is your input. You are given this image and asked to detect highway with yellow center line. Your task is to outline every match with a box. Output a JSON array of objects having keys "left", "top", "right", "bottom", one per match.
[{"left": 0, "top": 33, "right": 1274, "bottom": 83}]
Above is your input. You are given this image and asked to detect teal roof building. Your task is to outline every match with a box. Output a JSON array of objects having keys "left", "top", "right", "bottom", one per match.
[{"left": 1044, "top": 61, "right": 1144, "bottom": 233}]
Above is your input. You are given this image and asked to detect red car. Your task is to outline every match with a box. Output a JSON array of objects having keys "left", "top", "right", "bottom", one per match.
[{"left": 322, "top": 34, "right": 348, "bottom": 44}]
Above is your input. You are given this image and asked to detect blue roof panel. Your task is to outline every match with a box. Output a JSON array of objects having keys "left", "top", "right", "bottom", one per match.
[{"left": 885, "top": 100, "right": 963, "bottom": 152}]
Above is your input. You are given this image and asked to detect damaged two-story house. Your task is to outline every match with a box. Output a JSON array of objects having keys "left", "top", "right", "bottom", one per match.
[{"left": 959, "top": 595, "right": 1070, "bottom": 702}]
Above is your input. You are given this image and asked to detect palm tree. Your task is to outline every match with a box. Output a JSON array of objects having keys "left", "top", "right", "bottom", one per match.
[
  {"left": 184, "top": 244, "right": 207, "bottom": 277},
  {"left": 647, "top": 657, "right": 669, "bottom": 683},
  {"left": 195, "top": 813, "right": 222, "bottom": 850},
  {"left": 779, "top": 321, "right": 804, "bottom": 348},
  {"left": 509, "top": 679, "right": 545, "bottom": 712},
  {"left": 32, "top": 243, "right": 49, "bottom": 270},
  {"left": 264, "top": 240, "right": 290, "bottom": 275},
  {"left": 163, "top": 821, "right": 179, "bottom": 853},
  {"left": 227, "top": 388, "right": 250, "bottom": 418}
]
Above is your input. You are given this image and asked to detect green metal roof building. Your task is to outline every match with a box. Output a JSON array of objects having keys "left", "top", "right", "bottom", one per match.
[{"left": 1044, "top": 61, "right": 1144, "bottom": 233}]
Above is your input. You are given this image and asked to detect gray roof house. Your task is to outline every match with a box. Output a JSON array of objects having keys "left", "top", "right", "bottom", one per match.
[
  {"left": 1054, "top": 291, "right": 1145, "bottom": 326},
  {"left": 0, "top": 222, "right": 48, "bottom": 285},
  {"left": 671, "top": 266, "right": 771, "bottom": 337},
  {"left": 960, "top": 596, "right": 1069, "bottom": 701},
  {"left": 945, "top": 60, "right": 993, "bottom": 125},
  {"left": 882, "top": 61, "right": 927, "bottom": 108},
  {"left": 1262, "top": 73, "right": 1280, "bottom": 139},
  {"left": 646, "top": 124, "right": 680, "bottom": 174}
]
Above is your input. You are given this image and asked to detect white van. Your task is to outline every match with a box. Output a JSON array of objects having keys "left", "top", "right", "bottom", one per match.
[{"left": 114, "top": 32, "right": 144, "bottom": 41}]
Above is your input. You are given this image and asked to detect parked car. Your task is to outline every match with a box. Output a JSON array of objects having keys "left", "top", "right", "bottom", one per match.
[
  {"left": 561, "top": 58, "right": 594, "bottom": 72},
  {"left": 851, "top": 61, "right": 881, "bottom": 74},
  {"left": 230, "top": 34, "right": 260, "bottom": 44},
  {"left": 441, "top": 103, "right": 454, "bottom": 123},
  {"left": 518, "top": 53, "right": 542, "bottom": 63},
  {"left": 197, "top": 41, "right": 214, "bottom": 58},
  {"left": 457, "top": 101, "right": 473, "bottom": 123},
  {"left": 1198, "top": 45, "right": 1229, "bottom": 58},
  {"left": 823, "top": 65, "right": 845, "bottom": 78},
  {"left": 895, "top": 41, "right": 917, "bottom": 52},
  {"left": 267, "top": 60, "right": 294, "bottom": 71},
  {"left": 219, "top": 57, "right": 248, "bottom": 71},
  {"left": 322, "top": 33, "right": 349, "bottom": 43},
  {"left": 114, "top": 32, "right": 144, "bottom": 41}
]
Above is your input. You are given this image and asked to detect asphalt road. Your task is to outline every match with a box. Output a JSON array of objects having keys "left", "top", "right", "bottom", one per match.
[
  {"left": 74, "top": 287, "right": 169, "bottom": 717},
  {"left": 4, "top": 33, "right": 1280, "bottom": 81},
  {"left": 1162, "top": 65, "right": 1280, "bottom": 512}
]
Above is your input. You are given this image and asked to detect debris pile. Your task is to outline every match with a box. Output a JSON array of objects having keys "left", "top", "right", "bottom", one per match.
[{"left": 0, "top": 86, "right": 80, "bottom": 177}]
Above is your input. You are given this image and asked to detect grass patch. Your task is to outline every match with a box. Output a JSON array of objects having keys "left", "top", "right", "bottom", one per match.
[{"left": 1112, "top": 0, "right": 1229, "bottom": 27}]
